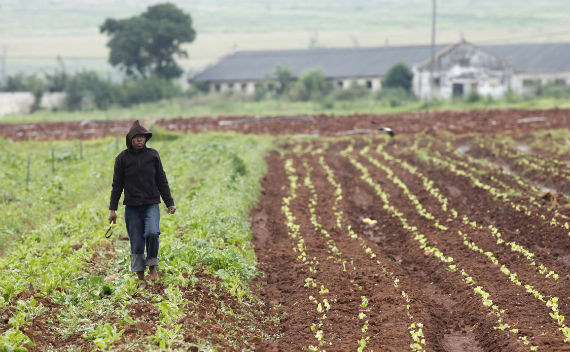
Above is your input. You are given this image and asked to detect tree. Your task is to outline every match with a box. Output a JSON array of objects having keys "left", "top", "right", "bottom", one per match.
[
  {"left": 100, "top": 3, "right": 196, "bottom": 79},
  {"left": 383, "top": 62, "right": 413, "bottom": 92},
  {"left": 289, "top": 68, "right": 332, "bottom": 101},
  {"left": 274, "top": 65, "right": 294, "bottom": 94}
]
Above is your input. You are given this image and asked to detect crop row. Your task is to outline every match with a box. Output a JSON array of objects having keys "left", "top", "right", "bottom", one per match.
[
  {"left": 472, "top": 135, "right": 569, "bottom": 178},
  {"left": 360, "top": 146, "right": 569, "bottom": 343},
  {"left": 281, "top": 157, "right": 335, "bottom": 351},
  {"left": 376, "top": 145, "right": 561, "bottom": 282},
  {"left": 342, "top": 143, "right": 540, "bottom": 350},
  {"left": 403, "top": 140, "right": 569, "bottom": 232},
  {"left": 316, "top": 147, "right": 427, "bottom": 352}
]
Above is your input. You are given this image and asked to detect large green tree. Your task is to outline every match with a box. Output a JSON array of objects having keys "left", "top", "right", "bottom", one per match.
[{"left": 100, "top": 3, "right": 196, "bottom": 79}]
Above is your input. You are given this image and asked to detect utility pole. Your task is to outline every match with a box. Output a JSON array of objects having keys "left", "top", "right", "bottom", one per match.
[
  {"left": 429, "top": 0, "right": 436, "bottom": 104},
  {"left": 1, "top": 45, "right": 6, "bottom": 84}
]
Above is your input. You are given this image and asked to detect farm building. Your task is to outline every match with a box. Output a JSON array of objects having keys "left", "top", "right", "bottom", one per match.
[{"left": 189, "top": 41, "right": 570, "bottom": 99}]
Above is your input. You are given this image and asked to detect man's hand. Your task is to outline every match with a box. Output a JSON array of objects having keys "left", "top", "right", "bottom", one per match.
[
  {"left": 109, "top": 210, "right": 117, "bottom": 224},
  {"left": 168, "top": 206, "right": 176, "bottom": 215}
]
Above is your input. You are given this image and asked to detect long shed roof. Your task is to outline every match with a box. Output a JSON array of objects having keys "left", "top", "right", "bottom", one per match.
[{"left": 191, "top": 42, "right": 570, "bottom": 82}]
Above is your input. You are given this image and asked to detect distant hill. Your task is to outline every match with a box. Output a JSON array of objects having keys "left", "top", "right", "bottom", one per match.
[
  {"left": 1, "top": 0, "right": 568, "bottom": 36},
  {"left": 0, "top": 0, "right": 568, "bottom": 77}
]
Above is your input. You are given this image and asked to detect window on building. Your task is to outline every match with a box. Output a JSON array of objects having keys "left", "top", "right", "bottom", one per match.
[
  {"left": 338, "top": 81, "right": 343, "bottom": 88},
  {"left": 459, "top": 58, "right": 470, "bottom": 67},
  {"left": 215, "top": 84, "right": 221, "bottom": 92},
  {"left": 522, "top": 79, "right": 540, "bottom": 87},
  {"left": 366, "top": 80, "right": 373, "bottom": 89},
  {"left": 488, "top": 76, "right": 500, "bottom": 88},
  {"left": 228, "top": 83, "right": 234, "bottom": 89},
  {"left": 241, "top": 83, "right": 247, "bottom": 91},
  {"left": 452, "top": 83, "right": 464, "bottom": 97},
  {"left": 433, "top": 77, "right": 440, "bottom": 86}
]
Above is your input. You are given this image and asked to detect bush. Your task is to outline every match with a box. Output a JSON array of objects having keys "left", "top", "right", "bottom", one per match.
[
  {"left": 45, "top": 57, "right": 68, "bottom": 92},
  {"left": 466, "top": 91, "right": 482, "bottom": 103},
  {"left": 537, "top": 82, "right": 570, "bottom": 99},
  {"left": 328, "top": 83, "right": 369, "bottom": 101},
  {"left": 0, "top": 74, "right": 28, "bottom": 91},
  {"left": 0, "top": 73, "right": 46, "bottom": 111},
  {"left": 375, "top": 87, "right": 414, "bottom": 101},
  {"left": 383, "top": 62, "right": 413, "bottom": 92},
  {"left": 192, "top": 79, "right": 209, "bottom": 93},
  {"left": 274, "top": 65, "right": 294, "bottom": 94},
  {"left": 65, "top": 70, "right": 115, "bottom": 110},
  {"left": 118, "top": 77, "right": 180, "bottom": 106},
  {"left": 289, "top": 68, "right": 332, "bottom": 101}
]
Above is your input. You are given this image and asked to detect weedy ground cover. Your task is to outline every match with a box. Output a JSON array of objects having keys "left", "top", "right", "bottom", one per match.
[{"left": 0, "top": 131, "right": 274, "bottom": 351}]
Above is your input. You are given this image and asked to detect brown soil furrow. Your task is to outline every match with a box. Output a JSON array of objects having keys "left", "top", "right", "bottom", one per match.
[
  {"left": 394, "top": 148, "right": 570, "bottom": 267},
  {"left": 466, "top": 143, "right": 570, "bottom": 195},
  {"left": 253, "top": 152, "right": 380, "bottom": 350},
  {"left": 367, "top": 148, "right": 570, "bottom": 322},
  {"left": 354, "top": 149, "right": 568, "bottom": 349},
  {"left": 304, "top": 149, "right": 422, "bottom": 350},
  {"left": 325, "top": 147, "right": 514, "bottom": 352},
  {"left": 289, "top": 154, "right": 402, "bottom": 351},
  {"left": 252, "top": 151, "right": 320, "bottom": 350}
]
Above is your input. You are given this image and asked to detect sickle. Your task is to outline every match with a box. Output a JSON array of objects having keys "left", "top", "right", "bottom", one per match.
[{"left": 105, "top": 221, "right": 115, "bottom": 238}]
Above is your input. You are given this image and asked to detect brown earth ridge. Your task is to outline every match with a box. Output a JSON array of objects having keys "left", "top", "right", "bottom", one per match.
[{"left": 1, "top": 108, "right": 568, "bottom": 141}]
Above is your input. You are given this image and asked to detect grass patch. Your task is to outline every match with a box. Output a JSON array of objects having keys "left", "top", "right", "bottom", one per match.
[{"left": 1, "top": 93, "right": 568, "bottom": 124}]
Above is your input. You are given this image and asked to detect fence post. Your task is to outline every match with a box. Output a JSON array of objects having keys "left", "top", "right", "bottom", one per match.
[
  {"left": 26, "top": 156, "right": 30, "bottom": 186},
  {"left": 51, "top": 147, "right": 55, "bottom": 174}
]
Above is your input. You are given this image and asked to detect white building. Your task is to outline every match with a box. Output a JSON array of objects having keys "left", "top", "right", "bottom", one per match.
[{"left": 189, "top": 41, "right": 570, "bottom": 99}]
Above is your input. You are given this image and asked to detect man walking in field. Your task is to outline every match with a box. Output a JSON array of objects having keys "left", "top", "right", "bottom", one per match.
[{"left": 108, "top": 120, "right": 175, "bottom": 288}]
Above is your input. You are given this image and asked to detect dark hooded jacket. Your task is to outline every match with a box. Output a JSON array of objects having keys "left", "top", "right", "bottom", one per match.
[{"left": 109, "top": 120, "right": 174, "bottom": 210}]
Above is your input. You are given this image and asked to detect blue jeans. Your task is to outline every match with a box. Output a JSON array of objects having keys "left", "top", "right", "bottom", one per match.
[{"left": 125, "top": 204, "right": 160, "bottom": 272}]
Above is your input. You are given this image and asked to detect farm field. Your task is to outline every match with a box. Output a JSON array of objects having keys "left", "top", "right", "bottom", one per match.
[{"left": 0, "top": 108, "right": 569, "bottom": 351}]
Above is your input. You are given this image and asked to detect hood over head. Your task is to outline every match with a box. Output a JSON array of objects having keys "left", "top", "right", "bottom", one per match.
[{"left": 126, "top": 120, "right": 152, "bottom": 149}]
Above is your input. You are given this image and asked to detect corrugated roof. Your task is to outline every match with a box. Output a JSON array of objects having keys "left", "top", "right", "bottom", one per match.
[
  {"left": 481, "top": 43, "right": 570, "bottom": 72},
  {"left": 191, "top": 42, "right": 570, "bottom": 82}
]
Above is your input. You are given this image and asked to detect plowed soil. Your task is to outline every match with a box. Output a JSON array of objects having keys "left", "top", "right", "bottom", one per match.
[
  {"left": 2, "top": 108, "right": 568, "bottom": 351},
  {"left": 247, "top": 109, "right": 569, "bottom": 351},
  {"left": 1, "top": 108, "right": 568, "bottom": 141}
]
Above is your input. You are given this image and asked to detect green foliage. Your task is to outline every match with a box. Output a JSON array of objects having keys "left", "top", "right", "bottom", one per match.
[
  {"left": 44, "top": 57, "right": 68, "bottom": 92},
  {"left": 536, "top": 82, "right": 570, "bottom": 99},
  {"left": 3, "top": 88, "right": 569, "bottom": 124},
  {"left": 193, "top": 79, "right": 210, "bottom": 93},
  {"left": 84, "top": 323, "right": 125, "bottom": 350},
  {"left": 0, "top": 74, "right": 28, "bottom": 91},
  {"left": 0, "top": 133, "right": 273, "bottom": 350},
  {"left": 0, "top": 74, "right": 45, "bottom": 112},
  {"left": 100, "top": 3, "right": 196, "bottom": 79},
  {"left": 289, "top": 68, "right": 332, "bottom": 101},
  {"left": 383, "top": 62, "right": 413, "bottom": 92},
  {"left": 274, "top": 65, "right": 294, "bottom": 94},
  {"left": 65, "top": 70, "right": 115, "bottom": 110},
  {"left": 117, "top": 77, "right": 180, "bottom": 106},
  {"left": 329, "top": 83, "right": 369, "bottom": 101},
  {"left": 466, "top": 91, "right": 483, "bottom": 103},
  {"left": 0, "top": 328, "right": 34, "bottom": 351},
  {"left": 375, "top": 87, "right": 416, "bottom": 107}
]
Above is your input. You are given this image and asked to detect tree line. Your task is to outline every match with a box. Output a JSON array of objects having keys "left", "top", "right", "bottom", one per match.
[{"left": 0, "top": 3, "right": 194, "bottom": 112}]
